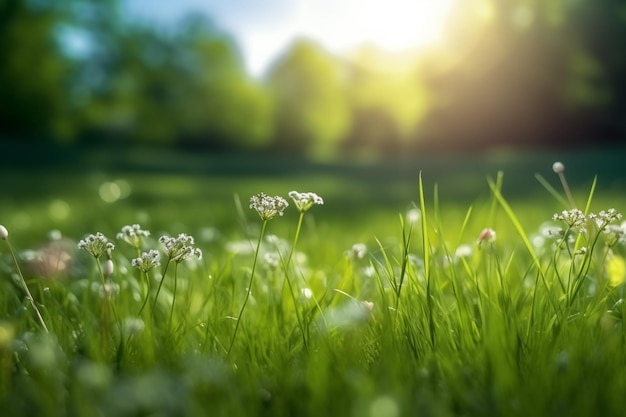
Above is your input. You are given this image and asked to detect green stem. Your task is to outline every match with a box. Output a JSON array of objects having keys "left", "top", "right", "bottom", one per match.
[
  {"left": 168, "top": 262, "right": 179, "bottom": 330},
  {"left": 151, "top": 258, "right": 172, "bottom": 318},
  {"left": 137, "top": 270, "right": 151, "bottom": 316},
  {"left": 227, "top": 220, "right": 267, "bottom": 358},
  {"left": 558, "top": 171, "right": 576, "bottom": 208},
  {"left": 281, "top": 212, "right": 308, "bottom": 350},
  {"left": 4, "top": 240, "right": 49, "bottom": 333},
  {"left": 393, "top": 218, "right": 412, "bottom": 322}
]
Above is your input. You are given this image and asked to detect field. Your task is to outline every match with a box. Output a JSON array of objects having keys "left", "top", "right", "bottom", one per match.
[{"left": 1, "top": 147, "right": 626, "bottom": 416}]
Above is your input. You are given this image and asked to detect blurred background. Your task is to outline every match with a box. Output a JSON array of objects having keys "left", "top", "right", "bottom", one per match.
[
  {"left": 1, "top": 0, "right": 626, "bottom": 236},
  {"left": 2, "top": 0, "right": 625, "bottom": 158}
]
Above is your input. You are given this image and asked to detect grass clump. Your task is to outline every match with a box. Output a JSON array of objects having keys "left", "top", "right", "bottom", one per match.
[{"left": 1, "top": 162, "right": 626, "bottom": 417}]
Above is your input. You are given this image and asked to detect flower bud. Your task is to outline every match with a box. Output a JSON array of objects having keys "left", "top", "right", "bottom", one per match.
[
  {"left": 477, "top": 228, "right": 496, "bottom": 246},
  {"left": 0, "top": 225, "right": 7, "bottom": 240},
  {"left": 552, "top": 161, "right": 565, "bottom": 174},
  {"left": 102, "top": 259, "right": 114, "bottom": 278}
]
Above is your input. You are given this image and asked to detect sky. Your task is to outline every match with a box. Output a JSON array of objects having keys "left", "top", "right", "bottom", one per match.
[{"left": 124, "top": 0, "right": 458, "bottom": 77}]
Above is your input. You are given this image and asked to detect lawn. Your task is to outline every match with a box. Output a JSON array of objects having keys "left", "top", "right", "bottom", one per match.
[{"left": 1, "top": 148, "right": 626, "bottom": 416}]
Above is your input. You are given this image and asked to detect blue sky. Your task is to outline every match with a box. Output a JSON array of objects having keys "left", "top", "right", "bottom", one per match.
[{"left": 124, "top": 0, "right": 457, "bottom": 77}]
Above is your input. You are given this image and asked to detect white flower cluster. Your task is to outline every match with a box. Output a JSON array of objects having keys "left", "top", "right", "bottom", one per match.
[
  {"left": 77, "top": 232, "right": 115, "bottom": 258},
  {"left": 603, "top": 223, "right": 626, "bottom": 247},
  {"left": 159, "top": 233, "right": 202, "bottom": 263},
  {"left": 553, "top": 208, "right": 622, "bottom": 232},
  {"left": 131, "top": 249, "right": 161, "bottom": 272},
  {"left": 288, "top": 191, "right": 324, "bottom": 213},
  {"left": 250, "top": 193, "right": 289, "bottom": 221},
  {"left": 588, "top": 208, "right": 622, "bottom": 228},
  {"left": 575, "top": 246, "right": 588, "bottom": 256},
  {"left": 263, "top": 252, "right": 281, "bottom": 269},
  {"left": 552, "top": 209, "right": 587, "bottom": 229},
  {"left": 346, "top": 243, "right": 367, "bottom": 260},
  {"left": 117, "top": 224, "right": 150, "bottom": 249}
]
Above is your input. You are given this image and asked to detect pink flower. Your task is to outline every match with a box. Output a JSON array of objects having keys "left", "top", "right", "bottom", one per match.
[{"left": 477, "top": 228, "right": 496, "bottom": 246}]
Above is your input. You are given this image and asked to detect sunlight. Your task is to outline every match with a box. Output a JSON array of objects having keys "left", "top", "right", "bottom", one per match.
[
  {"left": 241, "top": 0, "right": 458, "bottom": 76},
  {"left": 299, "top": 0, "right": 457, "bottom": 52}
]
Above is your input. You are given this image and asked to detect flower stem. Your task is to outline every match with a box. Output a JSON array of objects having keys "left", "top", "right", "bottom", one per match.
[
  {"left": 557, "top": 171, "right": 576, "bottom": 208},
  {"left": 281, "top": 211, "right": 308, "bottom": 350},
  {"left": 151, "top": 258, "right": 171, "bottom": 318},
  {"left": 137, "top": 270, "right": 151, "bottom": 316},
  {"left": 4, "top": 240, "right": 49, "bottom": 333},
  {"left": 227, "top": 220, "right": 267, "bottom": 358},
  {"left": 168, "top": 263, "right": 179, "bottom": 330}
]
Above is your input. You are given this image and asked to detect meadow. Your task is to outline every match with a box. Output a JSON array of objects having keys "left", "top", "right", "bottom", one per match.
[{"left": 1, "top": 148, "right": 626, "bottom": 417}]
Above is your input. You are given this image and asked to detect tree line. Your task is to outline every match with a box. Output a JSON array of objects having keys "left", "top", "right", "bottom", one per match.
[{"left": 1, "top": 0, "right": 625, "bottom": 158}]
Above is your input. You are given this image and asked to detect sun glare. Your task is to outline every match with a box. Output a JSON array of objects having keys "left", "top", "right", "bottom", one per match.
[
  {"left": 301, "top": 0, "right": 457, "bottom": 52},
  {"left": 241, "top": 0, "right": 458, "bottom": 77}
]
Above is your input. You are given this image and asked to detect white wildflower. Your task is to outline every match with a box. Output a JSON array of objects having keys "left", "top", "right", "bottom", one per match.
[
  {"left": 159, "top": 233, "right": 202, "bottom": 263},
  {"left": 123, "top": 317, "right": 145, "bottom": 337},
  {"left": 540, "top": 223, "right": 564, "bottom": 239},
  {"left": 131, "top": 249, "right": 161, "bottom": 272},
  {"left": 603, "top": 225, "right": 626, "bottom": 247},
  {"left": 263, "top": 252, "right": 281, "bottom": 269},
  {"left": 78, "top": 232, "right": 115, "bottom": 259},
  {"left": 362, "top": 265, "right": 376, "bottom": 278},
  {"left": 116, "top": 224, "right": 150, "bottom": 249},
  {"left": 346, "top": 243, "right": 367, "bottom": 260},
  {"left": 552, "top": 209, "right": 587, "bottom": 229},
  {"left": 288, "top": 191, "right": 324, "bottom": 213},
  {"left": 593, "top": 209, "right": 622, "bottom": 228},
  {"left": 250, "top": 193, "right": 289, "bottom": 221},
  {"left": 0, "top": 225, "right": 8, "bottom": 240},
  {"left": 454, "top": 244, "right": 473, "bottom": 258}
]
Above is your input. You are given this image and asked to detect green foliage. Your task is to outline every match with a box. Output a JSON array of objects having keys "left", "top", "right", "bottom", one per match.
[
  {"left": 2, "top": 0, "right": 626, "bottom": 154},
  {"left": 0, "top": 0, "right": 70, "bottom": 139},
  {"left": 267, "top": 40, "right": 351, "bottom": 158}
]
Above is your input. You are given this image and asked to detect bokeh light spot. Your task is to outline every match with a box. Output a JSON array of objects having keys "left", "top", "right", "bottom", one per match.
[
  {"left": 49, "top": 199, "right": 71, "bottom": 221},
  {"left": 99, "top": 182, "right": 121, "bottom": 203},
  {"left": 114, "top": 179, "right": 132, "bottom": 199}
]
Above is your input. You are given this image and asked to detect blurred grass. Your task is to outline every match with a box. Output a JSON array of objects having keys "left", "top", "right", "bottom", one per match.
[
  {"left": 1, "top": 142, "right": 625, "bottom": 247},
  {"left": 2, "top": 144, "right": 626, "bottom": 417}
]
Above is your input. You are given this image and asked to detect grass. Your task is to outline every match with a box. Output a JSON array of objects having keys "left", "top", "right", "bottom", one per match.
[{"left": 1, "top": 153, "right": 626, "bottom": 417}]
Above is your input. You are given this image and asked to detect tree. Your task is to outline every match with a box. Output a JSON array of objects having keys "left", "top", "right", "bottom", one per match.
[
  {"left": 0, "top": 0, "right": 70, "bottom": 140},
  {"left": 415, "top": 0, "right": 576, "bottom": 150},
  {"left": 564, "top": 0, "right": 626, "bottom": 142},
  {"left": 342, "top": 46, "right": 430, "bottom": 156},
  {"left": 174, "top": 16, "right": 274, "bottom": 149},
  {"left": 72, "top": 13, "right": 273, "bottom": 149},
  {"left": 267, "top": 40, "right": 351, "bottom": 159}
]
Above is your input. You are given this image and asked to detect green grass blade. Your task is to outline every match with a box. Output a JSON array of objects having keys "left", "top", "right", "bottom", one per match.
[
  {"left": 487, "top": 175, "right": 542, "bottom": 272},
  {"left": 535, "top": 173, "right": 570, "bottom": 208}
]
